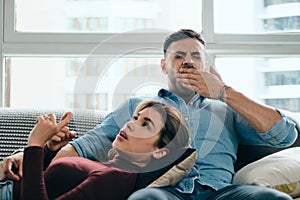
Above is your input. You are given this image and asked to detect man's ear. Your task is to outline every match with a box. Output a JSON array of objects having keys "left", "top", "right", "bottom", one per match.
[
  {"left": 161, "top": 59, "right": 168, "bottom": 74},
  {"left": 152, "top": 148, "right": 169, "bottom": 159}
]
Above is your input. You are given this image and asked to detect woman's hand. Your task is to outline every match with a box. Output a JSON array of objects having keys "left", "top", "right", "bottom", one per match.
[
  {"left": 27, "top": 112, "right": 72, "bottom": 147},
  {"left": 47, "top": 112, "right": 76, "bottom": 151}
]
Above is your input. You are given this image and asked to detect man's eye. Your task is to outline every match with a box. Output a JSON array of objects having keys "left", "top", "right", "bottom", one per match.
[
  {"left": 192, "top": 54, "right": 201, "bottom": 59},
  {"left": 174, "top": 54, "right": 183, "bottom": 59}
]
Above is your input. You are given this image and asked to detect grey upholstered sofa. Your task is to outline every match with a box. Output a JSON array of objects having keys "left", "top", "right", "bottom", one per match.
[
  {"left": 0, "top": 107, "right": 299, "bottom": 198},
  {"left": 0, "top": 108, "right": 107, "bottom": 161}
]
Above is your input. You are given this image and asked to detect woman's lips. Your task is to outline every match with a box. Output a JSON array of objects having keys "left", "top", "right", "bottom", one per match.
[{"left": 119, "top": 130, "right": 128, "bottom": 139}]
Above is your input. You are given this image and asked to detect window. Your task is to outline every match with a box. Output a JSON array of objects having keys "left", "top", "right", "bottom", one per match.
[
  {"left": 5, "top": 56, "right": 163, "bottom": 110},
  {"left": 1, "top": 0, "right": 300, "bottom": 118},
  {"left": 15, "top": 0, "right": 202, "bottom": 33},
  {"left": 216, "top": 56, "right": 300, "bottom": 113},
  {"left": 265, "top": 71, "right": 300, "bottom": 86},
  {"left": 214, "top": 0, "right": 300, "bottom": 33}
]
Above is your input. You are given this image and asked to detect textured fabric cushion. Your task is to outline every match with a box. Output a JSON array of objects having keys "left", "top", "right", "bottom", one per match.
[
  {"left": 0, "top": 108, "right": 106, "bottom": 161},
  {"left": 133, "top": 148, "right": 196, "bottom": 189},
  {"left": 147, "top": 148, "right": 196, "bottom": 188},
  {"left": 233, "top": 147, "right": 300, "bottom": 198}
]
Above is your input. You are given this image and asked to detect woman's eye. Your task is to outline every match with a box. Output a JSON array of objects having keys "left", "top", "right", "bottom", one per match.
[
  {"left": 133, "top": 116, "right": 138, "bottom": 120},
  {"left": 142, "top": 121, "right": 149, "bottom": 128}
]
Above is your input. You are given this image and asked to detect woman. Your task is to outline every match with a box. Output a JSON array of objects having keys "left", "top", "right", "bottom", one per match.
[{"left": 18, "top": 100, "right": 190, "bottom": 200}]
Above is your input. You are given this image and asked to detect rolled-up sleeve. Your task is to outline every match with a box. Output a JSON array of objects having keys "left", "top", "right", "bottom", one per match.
[{"left": 258, "top": 110, "right": 298, "bottom": 147}]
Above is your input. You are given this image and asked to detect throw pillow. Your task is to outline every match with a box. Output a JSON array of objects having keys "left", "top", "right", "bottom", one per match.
[
  {"left": 233, "top": 147, "right": 300, "bottom": 198},
  {"left": 147, "top": 148, "right": 196, "bottom": 188}
]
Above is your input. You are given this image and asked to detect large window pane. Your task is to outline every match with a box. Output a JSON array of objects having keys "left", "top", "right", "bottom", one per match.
[
  {"left": 5, "top": 56, "right": 165, "bottom": 111},
  {"left": 214, "top": 0, "right": 300, "bottom": 33},
  {"left": 216, "top": 56, "right": 300, "bottom": 117},
  {"left": 15, "top": 0, "right": 202, "bottom": 33}
]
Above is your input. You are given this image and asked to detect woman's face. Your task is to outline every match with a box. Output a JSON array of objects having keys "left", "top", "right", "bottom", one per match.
[{"left": 113, "top": 107, "right": 164, "bottom": 154}]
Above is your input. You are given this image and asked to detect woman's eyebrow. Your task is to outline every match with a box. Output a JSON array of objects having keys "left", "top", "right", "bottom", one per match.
[
  {"left": 136, "top": 112, "right": 155, "bottom": 127},
  {"left": 143, "top": 116, "right": 155, "bottom": 128}
]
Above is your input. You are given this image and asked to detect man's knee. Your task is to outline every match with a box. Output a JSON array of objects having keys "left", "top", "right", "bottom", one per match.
[
  {"left": 128, "top": 188, "right": 178, "bottom": 200},
  {"left": 210, "top": 185, "right": 293, "bottom": 200},
  {"left": 251, "top": 187, "right": 292, "bottom": 200}
]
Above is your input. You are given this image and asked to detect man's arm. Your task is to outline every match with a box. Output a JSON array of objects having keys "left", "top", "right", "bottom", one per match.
[
  {"left": 224, "top": 87, "right": 282, "bottom": 133},
  {"left": 178, "top": 67, "right": 284, "bottom": 133},
  {"left": 0, "top": 152, "right": 24, "bottom": 181},
  {"left": 52, "top": 143, "right": 79, "bottom": 161}
]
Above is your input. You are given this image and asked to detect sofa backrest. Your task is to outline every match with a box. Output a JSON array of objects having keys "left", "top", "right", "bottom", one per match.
[
  {"left": 0, "top": 108, "right": 107, "bottom": 161},
  {"left": 234, "top": 110, "right": 300, "bottom": 171},
  {"left": 0, "top": 108, "right": 299, "bottom": 170}
]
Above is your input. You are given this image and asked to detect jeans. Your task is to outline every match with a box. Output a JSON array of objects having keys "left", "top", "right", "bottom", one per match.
[
  {"left": 0, "top": 180, "right": 13, "bottom": 200},
  {"left": 128, "top": 183, "right": 293, "bottom": 200}
]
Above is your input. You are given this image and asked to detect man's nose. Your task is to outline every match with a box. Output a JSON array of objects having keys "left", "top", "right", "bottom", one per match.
[
  {"left": 183, "top": 54, "right": 194, "bottom": 65},
  {"left": 183, "top": 57, "right": 194, "bottom": 68},
  {"left": 183, "top": 60, "right": 193, "bottom": 65}
]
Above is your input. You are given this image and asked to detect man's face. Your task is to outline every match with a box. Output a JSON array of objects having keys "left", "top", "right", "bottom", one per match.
[{"left": 161, "top": 38, "right": 206, "bottom": 97}]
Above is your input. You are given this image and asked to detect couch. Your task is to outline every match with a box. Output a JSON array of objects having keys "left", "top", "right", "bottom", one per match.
[{"left": 0, "top": 108, "right": 299, "bottom": 198}]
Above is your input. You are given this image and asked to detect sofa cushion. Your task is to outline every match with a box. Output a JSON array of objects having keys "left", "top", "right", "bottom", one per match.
[
  {"left": 233, "top": 147, "right": 300, "bottom": 198},
  {"left": 134, "top": 148, "right": 196, "bottom": 189},
  {"left": 146, "top": 148, "right": 196, "bottom": 188}
]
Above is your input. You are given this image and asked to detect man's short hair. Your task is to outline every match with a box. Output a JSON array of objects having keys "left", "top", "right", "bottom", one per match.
[{"left": 163, "top": 29, "right": 206, "bottom": 56}]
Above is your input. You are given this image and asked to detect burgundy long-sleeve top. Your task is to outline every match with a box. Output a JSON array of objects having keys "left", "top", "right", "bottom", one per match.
[
  {"left": 21, "top": 147, "right": 137, "bottom": 200},
  {"left": 15, "top": 146, "right": 191, "bottom": 200}
]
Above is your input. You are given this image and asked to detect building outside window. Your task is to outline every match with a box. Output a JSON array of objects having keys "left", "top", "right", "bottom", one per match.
[{"left": 1, "top": 0, "right": 300, "bottom": 118}]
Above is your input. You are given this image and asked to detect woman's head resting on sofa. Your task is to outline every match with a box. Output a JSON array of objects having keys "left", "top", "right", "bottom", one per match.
[{"left": 111, "top": 100, "right": 190, "bottom": 168}]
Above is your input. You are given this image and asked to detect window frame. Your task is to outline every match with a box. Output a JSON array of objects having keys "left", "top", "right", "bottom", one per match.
[
  {"left": 1, "top": 0, "right": 3, "bottom": 106},
  {"left": 1, "top": 0, "right": 300, "bottom": 107}
]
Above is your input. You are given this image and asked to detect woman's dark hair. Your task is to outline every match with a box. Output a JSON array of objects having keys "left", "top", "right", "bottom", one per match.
[
  {"left": 134, "top": 100, "right": 190, "bottom": 151},
  {"left": 163, "top": 29, "right": 206, "bottom": 56}
]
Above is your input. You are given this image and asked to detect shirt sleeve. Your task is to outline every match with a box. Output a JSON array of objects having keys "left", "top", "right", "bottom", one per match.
[
  {"left": 236, "top": 108, "right": 298, "bottom": 147},
  {"left": 257, "top": 110, "right": 298, "bottom": 147}
]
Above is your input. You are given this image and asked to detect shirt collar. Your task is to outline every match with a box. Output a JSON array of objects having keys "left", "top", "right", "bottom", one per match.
[{"left": 158, "top": 88, "right": 204, "bottom": 103}]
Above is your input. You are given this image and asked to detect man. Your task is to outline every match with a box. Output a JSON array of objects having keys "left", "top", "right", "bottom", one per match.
[{"left": 0, "top": 29, "right": 297, "bottom": 199}]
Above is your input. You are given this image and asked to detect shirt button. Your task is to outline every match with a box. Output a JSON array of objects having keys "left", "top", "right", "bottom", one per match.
[{"left": 185, "top": 117, "right": 189, "bottom": 121}]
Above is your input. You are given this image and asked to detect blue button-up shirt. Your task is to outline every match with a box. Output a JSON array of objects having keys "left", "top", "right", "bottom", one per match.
[{"left": 71, "top": 89, "right": 297, "bottom": 193}]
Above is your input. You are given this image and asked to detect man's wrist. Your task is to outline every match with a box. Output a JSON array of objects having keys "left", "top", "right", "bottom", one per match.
[{"left": 218, "top": 85, "right": 230, "bottom": 102}]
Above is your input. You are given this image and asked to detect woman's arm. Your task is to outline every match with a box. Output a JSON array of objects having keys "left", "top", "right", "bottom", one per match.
[
  {"left": 22, "top": 147, "right": 48, "bottom": 200},
  {"left": 21, "top": 113, "right": 72, "bottom": 200}
]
